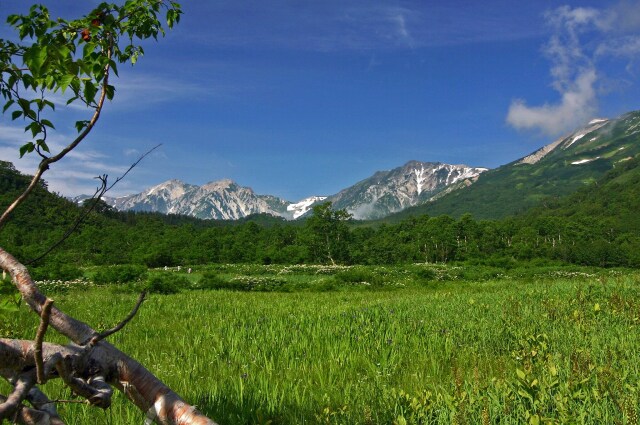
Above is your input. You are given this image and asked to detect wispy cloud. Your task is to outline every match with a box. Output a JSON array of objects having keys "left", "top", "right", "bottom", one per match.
[
  {"left": 177, "top": 2, "right": 547, "bottom": 52},
  {"left": 108, "top": 74, "right": 207, "bottom": 109},
  {"left": 336, "top": 5, "right": 418, "bottom": 49},
  {"left": 507, "top": 1, "right": 640, "bottom": 135},
  {"left": 0, "top": 124, "right": 131, "bottom": 196}
]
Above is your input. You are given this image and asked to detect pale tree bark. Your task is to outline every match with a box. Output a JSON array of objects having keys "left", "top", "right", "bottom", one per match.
[
  {"left": 0, "top": 248, "right": 218, "bottom": 425},
  {"left": 1, "top": 2, "right": 219, "bottom": 422}
]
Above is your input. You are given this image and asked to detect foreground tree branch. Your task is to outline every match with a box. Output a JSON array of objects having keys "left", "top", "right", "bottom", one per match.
[
  {"left": 0, "top": 393, "right": 63, "bottom": 425},
  {"left": 35, "top": 298, "right": 54, "bottom": 384},
  {"left": 0, "top": 249, "right": 217, "bottom": 424},
  {"left": 0, "top": 2, "right": 219, "bottom": 424}
]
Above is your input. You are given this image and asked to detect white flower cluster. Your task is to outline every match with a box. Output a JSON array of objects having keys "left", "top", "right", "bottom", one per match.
[{"left": 35, "top": 278, "right": 92, "bottom": 292}]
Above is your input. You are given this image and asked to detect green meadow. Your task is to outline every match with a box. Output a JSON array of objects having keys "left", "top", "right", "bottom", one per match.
[{"left": 3, "top": 264, "right": 640, "bottom": 424}]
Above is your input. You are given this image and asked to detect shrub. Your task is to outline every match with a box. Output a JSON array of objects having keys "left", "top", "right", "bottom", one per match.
[
  {"left": 142, "top": 251, "right": 177, "bottom": 268},
  {"left": 30, "top": 263, "right": 83, "bottom": 281},
  {"left": 412, "top": 267, "right": 436, "bottom": 281},
  {"left": 93, "top": 265, "right": 148, "bottom": 285},
  {"left": 228, "top": 276, "right": 288, "bottom": 292},
  {"left": 145, "top": 274, "right": 190, "bottom": 294},
  {"left": 461, "top": 266, "right": 502, "bottom": 281},
  {"left": 334, "top": 267, "right": 387, "bottom": 287},
  {"left": 193, "top": 271, "right": 229, "bottom": 290}
]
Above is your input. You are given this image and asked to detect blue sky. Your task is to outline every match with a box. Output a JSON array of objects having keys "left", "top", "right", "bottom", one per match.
[{"left": 1, "top": 0, "right": 640, "bottom": 200}]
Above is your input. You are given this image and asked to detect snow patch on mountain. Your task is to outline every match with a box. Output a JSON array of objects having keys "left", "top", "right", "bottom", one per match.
[
  {"left": 450, "top": 166, "right": 489, "bottom": 184},
  {"left": 414, "top": 167, "right": 427, "bottom": 195},
  {"left": 287, "top": 196, "right": 327, "bottom": 219},
  {"left": 571, "top": 157, "right": 600, "bottom": 165},
  {"left": 518, "top": 118, "right": 611, "bottom": 164},
  {"left": 563, "top": 120, "right": 609, "bottom": 149}
]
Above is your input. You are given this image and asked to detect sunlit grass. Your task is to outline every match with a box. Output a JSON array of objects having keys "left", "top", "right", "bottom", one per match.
[{"left": 4, "top": 266, "right": 640, "bottom": 424}]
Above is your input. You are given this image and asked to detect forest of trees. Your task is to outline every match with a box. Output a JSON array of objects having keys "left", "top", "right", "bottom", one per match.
[{"left": 2, "top": 155, "right": 639, "bottom": 277}]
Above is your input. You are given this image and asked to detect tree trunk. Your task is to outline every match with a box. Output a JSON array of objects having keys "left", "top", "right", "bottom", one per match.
[{"left": 0, "top": 247, "right": 218, "bottom": 425}]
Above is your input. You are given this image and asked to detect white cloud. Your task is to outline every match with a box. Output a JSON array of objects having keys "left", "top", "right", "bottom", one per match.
[
  {"left": 507, "top": 1, "right": 640, "bottom": 135},
  {"left": 110, "top": 74, "right": 205, "bottom": 109},
  {"left": 507, "top": 69, "right": 598, "bottom": 135},
  {"left": 0, "top": 124, "right": 132, "bottom": 196},
  {"left": 123, "top": 148, "right": 140, "bottom": 157}
]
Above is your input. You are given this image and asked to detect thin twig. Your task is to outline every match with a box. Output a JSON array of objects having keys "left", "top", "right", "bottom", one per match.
[
  {"left": 105, "top": 143, "right": 162, "bottom": 193},
  {"left": 90, "top": 291, "right": 146, "bottom": 345},
  {"left": 39, "top": 399, "right": 91, "bottom": 405},
  {"left": 34, "top": 298, "right": 54, "bottom": 385},
  {"left": 26, "top": 144, "right": 161, "bottom": 265}
]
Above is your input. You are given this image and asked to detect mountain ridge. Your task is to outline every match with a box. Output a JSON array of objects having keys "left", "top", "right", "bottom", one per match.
[
  {"left": 87, "top": 160, "right": 487, "bottom": 220},
  {"left": 384, "top": 110, "right": 640, "bottom": 221},
  {"left": 73, "top": 109, "right": 640, "bottom": 221}
]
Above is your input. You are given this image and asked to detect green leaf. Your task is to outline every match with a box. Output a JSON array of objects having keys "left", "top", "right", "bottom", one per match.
[
  {"left": 17, "top": 98, "right": 31, "bottom": 112},
  {"left": 11, "top": 110, "right": 22, "bottom": 120},
  {"left": 26, "top": 122, "right": 41, "bottom": 137},
  {"left": 105, "top": 84, "right": 115, "bottom": 100},
  {"left": 6, "top": 14, "right": 20, "bottom": 26},
  {"left": 36, "top": 139, "right": 50, "bottom": 153},
  {"left": 58, "top": 74, "right": 75, "bottom": 93},
  {"left": 84, "top": 81, "right": 98, "bottom": 104},
  {"left": 109, "top": 59, "right": 118, "bottom": 77},
  {"left": 3, "top": 100, "right": 15, "bottom": 113},
  {"left": 23, "top": 45, "right": 41, "bottom": 74},
  {"left": 75, "top": 120, "right": 89, "bottom": 133},
  {"left": 36, "top": 45, "right": 48, "bottom": 73},
  {"left": 41, "top": 119, "right": 55, "bottom": 129},
  {"left": 19, "top": 142, "right": 35, "bottom": 158}
]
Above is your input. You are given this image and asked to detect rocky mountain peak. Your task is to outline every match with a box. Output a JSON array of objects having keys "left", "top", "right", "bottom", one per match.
[
  {"left": 201, "top": 179, "right": 238, "bottom": 192},
  {"left": 325, "top": 161, "right": 487, "bottom": 220}
]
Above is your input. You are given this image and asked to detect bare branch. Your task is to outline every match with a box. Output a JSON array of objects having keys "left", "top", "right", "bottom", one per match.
[
  {"left": 105, "top": 144, "right": 162, "bottom": 193},
  {"left": 91, "top": 291, "right": 146, "bottom": 345},
  {"left": 35, "top": 298, "right": 54, "bottom": 384},
  {"left": 24, "top": 178, "right": 107, "bottom": 266},
  {"left": 0, "top": 370, "right": 37, "bottom": 421},
  {"left": 53, "top": 358, "right": 112, "bottom": 409},
  {"left": 26, "top": 387, "right": 66, "bottom": 425},
  {"left": 26, "top": 144, "right": 162, "bottom": 265},
  {"left": 0, "top": 393, "right": 64, "bottom": 425}
]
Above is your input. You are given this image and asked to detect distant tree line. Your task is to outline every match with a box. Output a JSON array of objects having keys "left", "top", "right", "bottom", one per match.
[{"left": 2, "top": 158, "right": 640, "bottom": 275}]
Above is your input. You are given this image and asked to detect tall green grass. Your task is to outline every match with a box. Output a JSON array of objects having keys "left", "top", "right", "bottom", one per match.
[{"left": 3, "top": 266, "right": 640, "bottom": 424}]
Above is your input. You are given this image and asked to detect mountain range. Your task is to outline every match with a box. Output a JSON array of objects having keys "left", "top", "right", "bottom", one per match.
[
  {"left": 91, "top": 161, "right": 486, "bottom": 220},
  {"left": 79, "top": 110, "right": 640, "bottom": 221}
]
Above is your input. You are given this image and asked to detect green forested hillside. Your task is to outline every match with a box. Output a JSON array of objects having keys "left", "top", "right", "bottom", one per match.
[
  {"left": 390, "top": 111, "right": 640, "bottom": 220},
  {"left": 2, "top": 148, "right": 640, "bottom": 271},
  {"left": 524, "top": 155, "right": 640, "bottom": 233}
]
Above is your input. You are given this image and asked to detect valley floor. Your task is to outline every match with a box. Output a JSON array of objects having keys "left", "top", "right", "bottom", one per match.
[{"left": 3, "top": 265, "right": 640, "bottom": 424}]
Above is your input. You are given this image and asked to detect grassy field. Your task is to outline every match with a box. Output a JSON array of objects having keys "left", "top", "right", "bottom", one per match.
[{"left": 3, "top": 265, "right": 640, "bottom": 424}]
